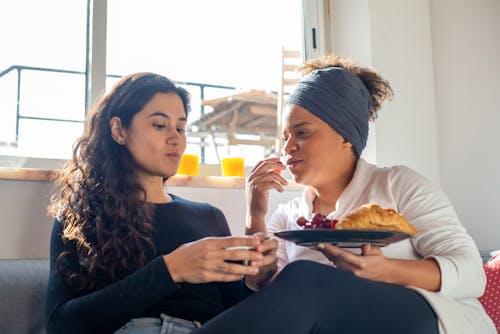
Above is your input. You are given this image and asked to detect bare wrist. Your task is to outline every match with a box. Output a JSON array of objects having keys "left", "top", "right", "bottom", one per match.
[{"left": 245, "top": 216, "right": 267, "bottom": 235}]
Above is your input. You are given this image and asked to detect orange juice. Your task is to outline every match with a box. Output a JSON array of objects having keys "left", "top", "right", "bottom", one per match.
[
  {"left": 221, "top": 157, "right": 244, "bottom": 177},
  {"left": 177, "top": 154, "right": 199, "bottom": 176}
]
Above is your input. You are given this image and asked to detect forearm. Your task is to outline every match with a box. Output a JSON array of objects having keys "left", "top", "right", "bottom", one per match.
[
  {"left": 47, "top": 256, "right": 178, "bottom": 333},
  {"left": 385, "top": 258, "right": 441, "bottom": 292},
  {"left": 245, "top": 214, "right": 268, "bottom": 235}
]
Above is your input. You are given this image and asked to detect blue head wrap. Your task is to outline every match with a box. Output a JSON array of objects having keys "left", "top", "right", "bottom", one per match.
[{"left": 287, "top": 67, "right": 372, "bottom": 157}]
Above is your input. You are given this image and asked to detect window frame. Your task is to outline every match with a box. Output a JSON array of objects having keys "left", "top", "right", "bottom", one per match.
[{"left": 0, "top": 0, "right": 326, "bottom": 168}]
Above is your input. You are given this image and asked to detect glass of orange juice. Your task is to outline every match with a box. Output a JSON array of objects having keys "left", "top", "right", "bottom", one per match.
[
  {"left": 221, "top": 157, "right": 245, "bottom": 177},
  {"left": 177, "top": 154, "right": 199, "bottom": 176}
]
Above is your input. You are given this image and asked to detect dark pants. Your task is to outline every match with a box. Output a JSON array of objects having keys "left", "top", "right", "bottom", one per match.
[{"left": 193, "top": 260, "right": 439, "bottom": 334}]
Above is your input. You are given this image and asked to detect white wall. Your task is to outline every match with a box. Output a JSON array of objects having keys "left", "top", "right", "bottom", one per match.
[
  {"left": 331, "top": 0, "right": 500, "bottom": 251},
  {"left": 0, "top": 178, "right": 302, "bottom": 258},
  {"left": 429, "top": 0, "right": 500, "bottom": 251},
  {"left": 369, "top": 1, "right": 440, "bottom": 183},
  {"left": 0, "top": 179, "right": 53, "bottom": 259},
  {"left": 332, "top": 0, "right": 440, "bottom": 182}
]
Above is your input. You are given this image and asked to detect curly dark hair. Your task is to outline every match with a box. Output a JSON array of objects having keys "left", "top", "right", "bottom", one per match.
[
  {"left": 297, "top": 55, "right": 393, "bottom": 121},
  {"left": 48, "top": 72, "right": 190, "bottom": 292}
]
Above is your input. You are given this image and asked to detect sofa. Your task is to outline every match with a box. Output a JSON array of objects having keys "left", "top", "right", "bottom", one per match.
[
  {"left": 0, "top": 254, "right": 497, "bottom": 334},
  {"left": 0, "top": 258, "right": 49, "bottom": 334}
]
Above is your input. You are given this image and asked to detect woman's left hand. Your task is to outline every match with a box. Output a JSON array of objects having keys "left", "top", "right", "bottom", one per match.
[
  {"left": 316, "top": 243, "right": 391, "bottom": 283},
  {"left": 244, "top": 233, "right": 279, "bottom": 290},
  {"left": 316, "top": 243, "right": 442, "bottom": 290}
]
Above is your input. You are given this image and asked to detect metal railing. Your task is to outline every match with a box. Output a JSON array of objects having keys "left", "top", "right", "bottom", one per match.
[{"left": 0, "top": 65, "right": 237, "bottom": 162}]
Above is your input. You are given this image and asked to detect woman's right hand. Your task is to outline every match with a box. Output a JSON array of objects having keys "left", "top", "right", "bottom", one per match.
[
  {"left": 163, "top": 236, "right": 265, "bottom": 284},
  {"left": 245, "top": 157, "right": 287, "bottom": 234},
  {"left": 244, "top": 233, "right": 279, "bottom": 290}
]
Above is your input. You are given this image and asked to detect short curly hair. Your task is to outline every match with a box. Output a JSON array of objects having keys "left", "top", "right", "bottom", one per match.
[{"left": 297, "top": 55, "right": 393, "bottom": 121}]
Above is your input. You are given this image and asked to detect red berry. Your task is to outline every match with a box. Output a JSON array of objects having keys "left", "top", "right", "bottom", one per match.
[
  {"left": 321, "top": 217, "right": 332, "bottom": 228},
  {"left": 296, "top": 217, "right": 308, "bottom": 227},
  {"left": 331, "top": 219, "right": 338, "bottom": 229},
  {"left": 297, "top": 214, "right": 337, "bottom": 229},
  {"left": 312, "top": 213, "right": 324, "bottom": 225}
]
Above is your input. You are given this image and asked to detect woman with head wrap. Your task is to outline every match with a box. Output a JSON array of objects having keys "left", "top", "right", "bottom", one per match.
[{"left": 245, "top": 55, "right": 496, "bottom": 333}]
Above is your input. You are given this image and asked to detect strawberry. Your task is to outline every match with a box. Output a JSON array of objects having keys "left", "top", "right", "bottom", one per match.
[{"left": 331, "top": 219, "right": 338, "bottom": 229}]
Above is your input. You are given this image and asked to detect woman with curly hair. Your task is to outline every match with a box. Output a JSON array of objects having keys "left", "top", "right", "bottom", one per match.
[
  {"left": 45, "top": 72, "right": 280, "bottom": 333},
  {"left": 246, "top": 55, "right": 496, "bottom": 333}
]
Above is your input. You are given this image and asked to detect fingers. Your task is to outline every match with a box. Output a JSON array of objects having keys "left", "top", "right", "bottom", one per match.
[
  {"left": 216, "top": 261, "right": 260, "bottom": 277},
  {"left": 222, "top": 236, "right": 278, "bottom": 269},
  {"left": 361, "top": 244, "right": 381, "bottom": 256},
  {"left": 181, "top": 236, "right": 279, "bottom": 282},
  {"left": 243, "top": 252, "right": 278, "bottom": 290},
  {"left": 200, "top": 243, "right": 262, "bottom": 278},
  {"left": 167, "top": 241, "right": 263, "bottom": 284},
  {"left": 200, "top": 236, "right": 279, "bottom": 288},
  {"left": 248, "top": 234, "right": 277, "bottom": 257},
  {"left": 246, "top": 158, "right": 286, "bottom": 222},
  {"left": 361, "top": 244, "right": 372, "bottom": 256},
  {"left": 251, "top": 232, "right": 269, "bottom": 241},
  {"left": 222, "top": 247, "right": 263, "bottom": 264},
  {"left": 252, "top": 232, "right": 278, "bottom": 249},
  {"left": 219, "top": 236, "right": 261, "bottom": 249},
  {"left": 250, "top": 240, "right": 278, "bottom": 270},
  {"left": 202, "top": 237, "right": 262, "bottom": 266},
  {"left": 315, "top": 243, "right": 387, "bottom": 278},
  {"left": 203, "top": 264, "right": 258, "bottom": 283},
  {"left": 253, "top": 237, "right": 278, "bottom": 255},
  {"left": 251, "top": 254, "right": 277, "bottom": 269},
  {"left": 247, "top": 158, "right": 287, "bottom": 192},
  {"left": 316, "top": 243, "right": 361, "bottom": 267},
  {"left": 250, "top": 157, "right": 285, "bottom": 174},
  {"left": 248, "top": 172, "right": 287, "bottom": 194}
]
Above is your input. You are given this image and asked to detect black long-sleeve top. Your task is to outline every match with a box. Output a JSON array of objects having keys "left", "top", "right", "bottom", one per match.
[{"left": 45, "top": 195, "right": 251, "bottom": 334}]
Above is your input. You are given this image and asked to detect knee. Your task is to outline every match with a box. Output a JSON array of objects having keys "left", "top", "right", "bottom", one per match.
[
  {"left": 275, "top": 260, "right": 354, "bottom": 292},
  {"left": 269, "top": 260, "right": 333, "bottom": 304},
  {"left": 280, "top": 259, "right": 326, "bottom": 276},
  {"left": 274, "top": 260, "right": 331, "bottom": 287}
]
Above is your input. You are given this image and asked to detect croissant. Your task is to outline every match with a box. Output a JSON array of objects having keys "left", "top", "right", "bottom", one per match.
[{"left": 337, "top": 204, "right": 417, "bottom": 235}]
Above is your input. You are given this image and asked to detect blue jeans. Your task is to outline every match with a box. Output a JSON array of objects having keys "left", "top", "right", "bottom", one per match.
[{"left": 114, "top": 314, "right": 201, "bottom": 334}]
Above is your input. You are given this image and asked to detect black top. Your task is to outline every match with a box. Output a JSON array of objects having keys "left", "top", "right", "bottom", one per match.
[{"left": 45, "top": 195, "right": 251, "bottom": 334}]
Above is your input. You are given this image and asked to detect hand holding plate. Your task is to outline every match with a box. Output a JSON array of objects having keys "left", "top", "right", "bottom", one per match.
[{"left": 316, "top": 242, "right": 393, "bottom": 283}]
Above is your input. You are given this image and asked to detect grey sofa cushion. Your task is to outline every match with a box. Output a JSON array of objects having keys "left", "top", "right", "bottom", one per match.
[{"left": 0, "top": 258, "right": 49, "bottom": 334}]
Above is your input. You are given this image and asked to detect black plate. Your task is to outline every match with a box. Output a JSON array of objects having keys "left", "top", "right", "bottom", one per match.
[{"left": 273, "top": 229, "right": 412, "bottom": 247}]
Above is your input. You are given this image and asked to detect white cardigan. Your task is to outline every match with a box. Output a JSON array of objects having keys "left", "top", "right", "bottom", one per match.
[{"left": 267, "top": 159, "right": 495, "bottom": 333}]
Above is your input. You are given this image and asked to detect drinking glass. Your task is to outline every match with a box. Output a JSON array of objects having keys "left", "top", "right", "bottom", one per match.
[
  {"left": 177, "top": 154, "right": 199, "bottom": 176},
  {"left": 220, "top": 157, "right": 244, "bottom": 177}
]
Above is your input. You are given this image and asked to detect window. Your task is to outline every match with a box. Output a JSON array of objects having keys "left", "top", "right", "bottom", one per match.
[
  {"left": 0, "top": 0, "right": 87, "bottom": 159},
  {"left": 0, "top": 0, "right": 305, "bottom": 166}
]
